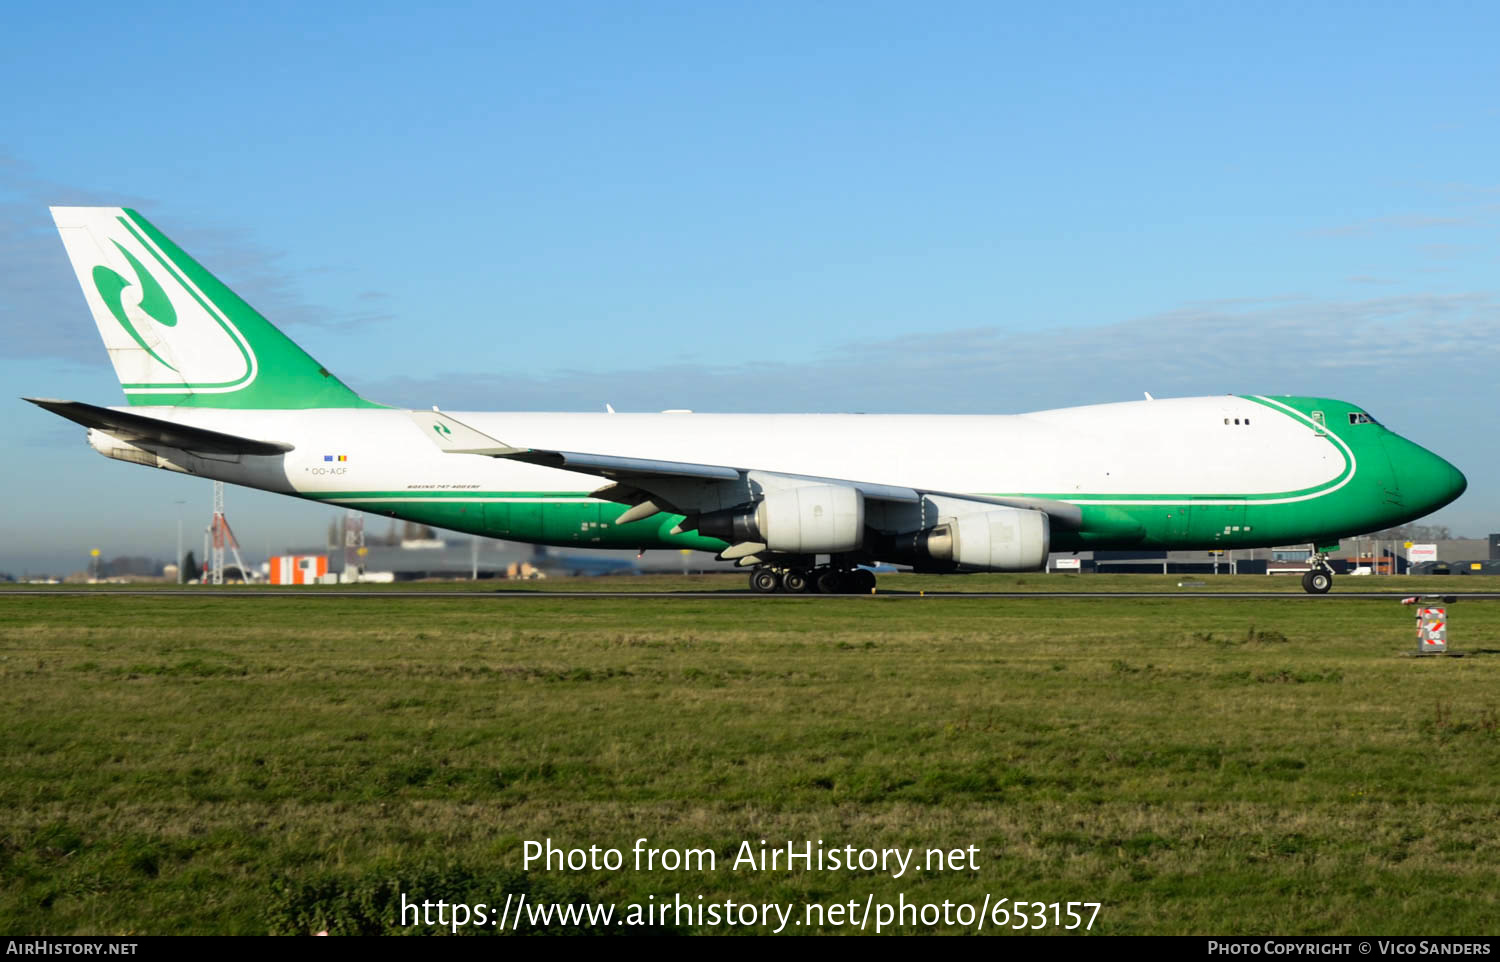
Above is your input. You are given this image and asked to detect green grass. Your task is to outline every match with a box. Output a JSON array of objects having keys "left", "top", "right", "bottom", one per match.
[{"left": 1, "top": 589, "right": 1498, "bottom": 934}]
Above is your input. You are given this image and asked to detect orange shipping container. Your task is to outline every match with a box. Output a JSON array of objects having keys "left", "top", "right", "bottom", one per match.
[{"left": 269, "top": 554, "right": 328, "bottom": 585}]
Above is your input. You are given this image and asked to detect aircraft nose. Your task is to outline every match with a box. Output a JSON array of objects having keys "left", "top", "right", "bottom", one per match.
[
  {"left": 1389, "top": 436, "right": 1467, "bottom": 513},
  {"left": 1435, "top": 456, "right": 1468, "bottom": 507}
]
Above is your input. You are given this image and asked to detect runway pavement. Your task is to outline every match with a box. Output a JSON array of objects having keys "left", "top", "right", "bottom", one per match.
[{"left": 6, "top": 589, "right": 1500, "bottom": 601}]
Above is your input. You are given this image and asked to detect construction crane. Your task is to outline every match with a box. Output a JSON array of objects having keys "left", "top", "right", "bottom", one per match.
[{"left": 208, "top": 481, "right": 249, "bottom": 584}]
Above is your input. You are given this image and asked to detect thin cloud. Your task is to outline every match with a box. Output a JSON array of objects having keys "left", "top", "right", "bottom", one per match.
[
  {"left": 0, "top": 157, "right": 391, "bottom": 364},
  {"left": 1308, "top": 213, "right": 1474, "bottom": 238},
  {"left": 161, "top": 220, "right": 394, "bottom": 333},
  {"left": 0, "top": 160, "right": 155, "bottom": 363},
  {"left": 361, "top": 292, "right": 1500, "bottom": 415}
]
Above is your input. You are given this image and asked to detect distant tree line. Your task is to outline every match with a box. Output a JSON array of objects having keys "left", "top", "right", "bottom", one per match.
[
  {"left": 100, "top": 556, "right": 168, "bottom": 577},
  {"left": 1359, "top": 524, "right": 1458, "bottom": 542}
]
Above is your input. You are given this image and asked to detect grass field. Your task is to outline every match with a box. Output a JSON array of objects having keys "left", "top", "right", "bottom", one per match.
[{"left": 2, "top": 582, "right": 1498, "bottom": 934}]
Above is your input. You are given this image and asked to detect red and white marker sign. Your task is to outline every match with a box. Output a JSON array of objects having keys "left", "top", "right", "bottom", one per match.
[{"left": 1418, "top": 607, "right": 1447, "bottom": 652}]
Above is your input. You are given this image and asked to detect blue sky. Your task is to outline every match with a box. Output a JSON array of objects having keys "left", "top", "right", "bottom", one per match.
[{"left": 3, "top": 1, "right": 1497, "bottom": 572}]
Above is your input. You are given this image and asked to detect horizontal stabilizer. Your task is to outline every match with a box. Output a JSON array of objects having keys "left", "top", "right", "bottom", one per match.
[{"left": 24, "top": 397, "right": 293, "bottom": 455}]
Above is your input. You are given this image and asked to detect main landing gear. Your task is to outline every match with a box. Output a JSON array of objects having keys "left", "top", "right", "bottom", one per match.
[
  {"left": 1301, "top": 552, "right": 1334, "bottom": 594},
  {"left": 749, "top": 565, "right": 878, "bottom": 595}
]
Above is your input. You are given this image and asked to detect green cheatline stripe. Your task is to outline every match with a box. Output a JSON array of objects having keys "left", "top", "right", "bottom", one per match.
[{"left": 300, "top": 490, "right": 597, "bottom": 500}]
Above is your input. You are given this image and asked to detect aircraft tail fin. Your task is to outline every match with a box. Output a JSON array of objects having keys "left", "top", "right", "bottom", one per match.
[{"left": 50, "top": 207, "right": 381, "bottom": 409}]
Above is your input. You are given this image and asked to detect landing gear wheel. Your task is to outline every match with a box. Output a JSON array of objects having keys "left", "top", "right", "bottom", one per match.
[
  {"left": 782, "top": 570, "right": 810, "bottom": 593},
  {"left": 1302, "top": 569, "right": 1332, "bottom": 594},
  {"left": 750, "top": 568, "right": 781, "bottom": 593},
  {"left": 850, "top": 568, "right": 877, "bottom": 594},
  {"left": 816, "top": 569, "right": 846, "bottom": 595}
]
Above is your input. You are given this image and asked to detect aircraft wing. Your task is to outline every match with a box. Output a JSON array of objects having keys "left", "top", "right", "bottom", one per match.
[
  {"left": 25, "top": 398, "right": 295, "bottom": 456},
  {"left": 412, "top": 408, "right": 1083, "bottom": 530}
]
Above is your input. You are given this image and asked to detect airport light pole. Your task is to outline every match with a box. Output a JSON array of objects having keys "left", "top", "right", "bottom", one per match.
[{"left": 173, "top": 499, "right": 186, "bottom": 584}]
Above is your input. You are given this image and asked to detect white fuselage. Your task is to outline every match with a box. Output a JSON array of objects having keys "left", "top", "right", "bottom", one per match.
[{"left": 119, "top": 395, "right": 1339, "bottom": 502}]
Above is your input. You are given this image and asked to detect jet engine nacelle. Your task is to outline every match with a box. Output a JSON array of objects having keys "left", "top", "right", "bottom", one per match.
[
  {"left": 698, "top": 484, "right": 865, "bottom": 554},
  {"left": 901, "top": 506, "right": 1050, "bottom": 572}
]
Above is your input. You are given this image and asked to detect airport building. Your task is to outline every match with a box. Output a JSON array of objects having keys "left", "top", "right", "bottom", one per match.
[
  {"left": 277, "top": 537, "right": 737, "bottom": 582},
  {"left": 1050, "top": 534, "right": 1500, "bottom": 577}
]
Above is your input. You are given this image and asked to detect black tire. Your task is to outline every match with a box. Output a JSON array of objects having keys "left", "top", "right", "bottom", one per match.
[
  {"left": 782, "top": 570, "right": 809, "bottom": 593},
  {"left": 816, "top": 569, "right": 845, "bottom": 595},
  {"left": 750, "top": 568, "right": 780, "bottom": 593},
  {"left": 1304, "top": 569, "right": 1332, "bottom": 594},
  {"left": 850, "top": 568, "right": 877, "bottom": 593}
]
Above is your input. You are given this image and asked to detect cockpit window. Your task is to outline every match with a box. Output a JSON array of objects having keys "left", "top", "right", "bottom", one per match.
[{"left": 1348, "top": 411, "right": 1379, "bottom": 425}]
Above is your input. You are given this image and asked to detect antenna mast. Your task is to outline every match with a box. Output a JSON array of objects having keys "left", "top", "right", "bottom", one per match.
[
  {"left": 210, "top": 482, "right": 225, "bottom": 584},
  {"left": 209, "top": 481, "right": 250, "bottom": 584}
]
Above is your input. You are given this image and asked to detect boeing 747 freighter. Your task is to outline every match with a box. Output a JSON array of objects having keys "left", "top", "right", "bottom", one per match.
[{"left": 28, "top": 207, "right": 1467, "bottom": 593}]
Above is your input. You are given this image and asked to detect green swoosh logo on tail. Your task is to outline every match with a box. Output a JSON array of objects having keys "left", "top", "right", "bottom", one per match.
[{"left": 92, "top": 240, "right": 178, "bottom": 371}]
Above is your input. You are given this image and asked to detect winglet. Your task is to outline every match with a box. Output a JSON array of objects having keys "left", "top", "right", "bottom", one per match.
[{"left": 412, "top": 408, "right": 528, "bottom": 456}]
